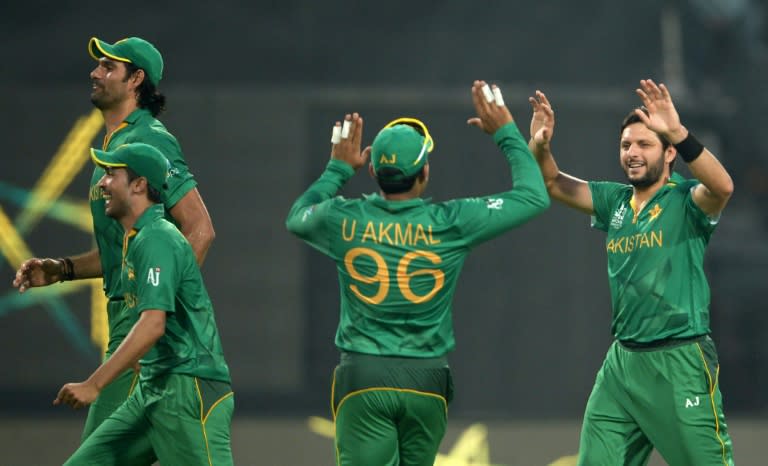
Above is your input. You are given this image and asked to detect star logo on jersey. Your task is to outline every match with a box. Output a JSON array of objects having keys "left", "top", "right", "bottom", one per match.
[{"left": 648, "top": 203, "right": 662, "bottom": 222}]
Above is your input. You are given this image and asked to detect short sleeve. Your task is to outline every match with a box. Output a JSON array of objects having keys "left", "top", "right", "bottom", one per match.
[
  {"left": 589, "top": 181, "right": 628, "bottom": 232},
  {"left": 130, "top": 233, "right": 179, "bottom": 314},
  {"left": 143, "top": 131, "right": 197, "bottom": 209}
]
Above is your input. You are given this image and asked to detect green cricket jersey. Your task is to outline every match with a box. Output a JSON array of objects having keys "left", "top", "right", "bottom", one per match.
[
  {"left": 89, "top": 108, "right": 197, "bottom": 352},
  {"left": 121, "top": 204, "right": 230, "bottom": 383},
  {"left": 287, "top": 122, "right": 549, "bottom": 357},
  {"left": 589, "top": 178, "right": 717, "bottom": 343}
]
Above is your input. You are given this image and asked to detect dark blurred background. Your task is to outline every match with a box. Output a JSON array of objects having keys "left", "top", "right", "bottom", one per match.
[{"left": 1, "top": 1, "right": 766, "bottom": 464}]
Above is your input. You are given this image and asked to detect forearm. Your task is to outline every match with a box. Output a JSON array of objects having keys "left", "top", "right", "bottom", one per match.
[
  {"left": 686, "top": 149, "right": 734, "bottom": 199},
  {"left": 67, "top": 249, "right": 102, "bottom": 279},
  {"left": 528, "top": 140, "right": 561, "bottom": 189},
  {"left": 286, "top": 159, "right": 354, "bottom": 233},
  {"left": 528, "top": 138, "right": 592, "bottom": 213},
  {"left": 671, "top": 130, "right": 733, "bottom": 214},
  {"left": 85, "top": 312, "right": 164, "bottom": 390},
  {"left": 496, "top": 123, "right": 549, "bottom": 212},
  {"left": 179, "top": 215, "right": 215, "bottom": 266},
  {"left": 169, "top": 189, "right": 215, "bottom": 266}
]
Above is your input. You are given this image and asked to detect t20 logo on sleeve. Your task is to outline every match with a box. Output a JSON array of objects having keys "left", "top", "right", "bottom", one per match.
[
  {"left": 486, "top": 198, "right": 504, "bottom": 210},
  {"left": 147, "top": 267, "right": 161, "bottom": 286}
]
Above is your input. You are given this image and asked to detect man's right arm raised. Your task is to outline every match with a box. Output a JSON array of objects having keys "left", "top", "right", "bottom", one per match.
[{"left": 528, "top": 90, "right": 594, "bottom": 215}]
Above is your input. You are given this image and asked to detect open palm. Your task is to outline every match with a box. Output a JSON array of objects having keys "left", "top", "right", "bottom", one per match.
[
  {"left": 634, "top": 79, "right": 682, "bottom": 138},
  {"left": 529, "top": 90, "right": 555, "bottom": 147}
]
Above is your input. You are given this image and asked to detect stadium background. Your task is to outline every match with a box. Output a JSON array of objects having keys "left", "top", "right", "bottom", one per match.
[{"left": 1, "top": 1, "right": 766, "bottom": 464}]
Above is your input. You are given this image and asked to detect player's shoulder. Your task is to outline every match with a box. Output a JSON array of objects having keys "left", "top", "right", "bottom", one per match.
[{"left": 136, "top": 218, "right": 185, "bottom": 246}]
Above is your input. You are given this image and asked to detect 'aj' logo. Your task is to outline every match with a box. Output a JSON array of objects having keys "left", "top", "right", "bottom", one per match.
[
  {"left": 685, "top": 396, "right": 700, "bottom": 408},
  {"left": 147, "top": 267, "right": 161, "bottom": 287},
  {"left": 379, "top": 153, "right": 396, "bottom": 164}
]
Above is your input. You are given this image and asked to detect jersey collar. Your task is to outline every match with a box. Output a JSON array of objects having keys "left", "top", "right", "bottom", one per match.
[
  {"left": 133, "top": 203, "right": 165, "bottom": 231},
  {"left": 365, "top": 193, "right": 429, "bottom": 211},
  {"left": 123, "top": 107, "right": 152, "bottom": 125}
]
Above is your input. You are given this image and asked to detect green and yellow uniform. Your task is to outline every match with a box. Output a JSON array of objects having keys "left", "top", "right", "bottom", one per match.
[
  {"left": 83, "top": 107, "right": 197, "bottom": 443},
  {"left": 67, "top": 204, "right": 233, "bottom": 466},
  {"left": 578, "top": 178, "right": 735, "bottom": 466},
  {"left": 287, "top": 121, "right": 549, "bottom": 465}
]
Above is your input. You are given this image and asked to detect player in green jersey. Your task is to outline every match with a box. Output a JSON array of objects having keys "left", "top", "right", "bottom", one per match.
[
  {"left": 286, "top": 80, "right": 550, "bottom": 466},
  {"left": 55, "top": 142, "right": 233, "bottom": 466},
  {"left": 12, "top": 36, "right": 215, "bottom": 456},
  {"left": 529, "top": 79, "right": 735, "bottom": 465}
]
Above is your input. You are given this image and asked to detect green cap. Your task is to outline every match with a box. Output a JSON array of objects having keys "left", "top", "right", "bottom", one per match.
[
  {"left": 371, "top": 117, "right": 435, "bottom": 179},
  {"left": 90, "top": 143, "right": 170, "bottom": 192},
  {"left": 88, "top": 37, "right": 164, "bottom": 86}
]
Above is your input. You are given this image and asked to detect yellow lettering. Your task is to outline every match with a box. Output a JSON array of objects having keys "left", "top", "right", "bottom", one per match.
[
  {"left": 378, "top": 222, "right": 394, "bottom": 245},
  {"left": 606, "top": 239, "right": 615, "bottom": 253},
  {"left": 395, "top": 223, "right": 413, "bottom": 246},
  {"left": 342, "top": 218, "right": 357, "bottom": 242},
  {"left": 428, "top": 225, "right": 441, "bottom": 244},
  {"left": 361, "top": 221, "right": 377, "bottom": 243},
  {"left": 397, "top": 251, "right": 445, "bottom": 303},
  {"left": 414, "top": 224, "right": 429, "bottom": 246},
  {"left": 379, "top": 154, "right": 396, "bottom": 164},
  {"left": 615, "top": 237, "right": 625, "bottom": 253},
  {"left": 89, "top": 184, "right": 102, "bottom": 201},
  {"left": 639, "top": 233, "right": 650, "bottom": 248},
  {"left": 651, "top": 230, "right": 663, "bottom": 247}
]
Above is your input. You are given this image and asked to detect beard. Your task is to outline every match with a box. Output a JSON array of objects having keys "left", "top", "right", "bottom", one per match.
[
  {"left": 90, "top": 84, "right": 122, "bottom": 111},
  {"left": 626, "top": 157, "right": 666, "bottom": 188},
  {"left": 90, "top": 92, "right": 114, "bottom": 110}
]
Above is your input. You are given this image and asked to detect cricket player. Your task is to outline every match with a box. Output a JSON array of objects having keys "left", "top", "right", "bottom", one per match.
[
  {"left": 528, "top": 79, "right": 736, "bottom": 465},
  {"left": 13, "top": 36, "right": 214, "bottom": 458},
  {"left": 56, "top": 142, "right": 233, "bottom": 466},
  {"left": 286, "top": 80, "right": 550, "bottom": 465}
]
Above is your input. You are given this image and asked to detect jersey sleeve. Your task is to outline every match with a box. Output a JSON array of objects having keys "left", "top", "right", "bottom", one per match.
[
  {"left": 130, "top": 232, "right": 180, "bottom": 314},
  {"left": 442, "top": 122, "right": 550, "bottom": 248},
  {"left": 588, "top": 181, "right": 627, "bottom": 232},
  {"left": 143, "top": 130, "right": 198, "bottom": 209},
  {"left": 681, "top": 181, "right": 718, "bottom": 235},
  {"left": 285, "top": 159, "right": 355, "bottom": 256}
]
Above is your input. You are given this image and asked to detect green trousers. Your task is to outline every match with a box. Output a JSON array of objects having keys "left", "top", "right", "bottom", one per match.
[
  {"left": 332, "top": 352, "right": 452, "bottom": 466},
  {"left": 578, "top": 337, "right": 735, "bottom": 466},
  {"left": 65, "top": 374, "right": 234, "bottom": 466}
]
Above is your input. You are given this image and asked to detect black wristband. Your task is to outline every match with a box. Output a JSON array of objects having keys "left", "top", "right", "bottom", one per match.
[
  {"left": 673, "top": 132, "right": 704, "bottom": 163},
  {"left": 59, "top": 257, "right": 75, "bottom": 281}
]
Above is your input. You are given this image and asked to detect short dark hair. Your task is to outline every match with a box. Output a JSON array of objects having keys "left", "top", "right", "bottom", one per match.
[
  {"left": 621, "top": 107, "right": 675, "bottom": 170},
  {"left": 126, "top": 167, "right": 163, "bottom": 203},
  {"left": 376, "top": 167, "right": 425, "bottom": 194},
  {"left": 124, "top": 62, "right": 166, "bottom": 117}
]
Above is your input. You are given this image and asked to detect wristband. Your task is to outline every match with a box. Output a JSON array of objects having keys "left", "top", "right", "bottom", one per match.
[
  {"left": 673, "top": 132, "right": 704, "bottom": 163},
  {"left": 58, "top": 257, "right": 75, "bottom": 281}
]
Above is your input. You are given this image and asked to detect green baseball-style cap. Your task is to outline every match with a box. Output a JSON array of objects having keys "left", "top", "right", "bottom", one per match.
[
  {"left": 88, "top": 36, "right": 164, "bottom": 86},
  {"left": 90, "top": 143, "right": 170, "bottom": 191},
  {"left": 371, "top": 117, "right": 435, "bottom": 179}
]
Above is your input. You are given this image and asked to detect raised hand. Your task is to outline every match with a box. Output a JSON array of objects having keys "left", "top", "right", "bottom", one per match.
[
  {"left": 467, "top": 80, "right": 513, "bottom": 134},
  {"left": 634, "top": 79, "right": 687, "bottom": 143},
  {"left": 529, "top": 90, "right": 555, "bottom": 149},
  {"left": 331, "top": 113, "right": 369, "bottom": 170},
  {"left": 13, "top": 258, "right": 64, "bottom": 292}
]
